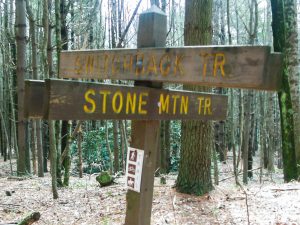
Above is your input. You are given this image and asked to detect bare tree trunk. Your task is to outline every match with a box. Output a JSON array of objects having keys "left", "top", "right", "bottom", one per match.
[
  {"left": 271, "top": 0, "right": 298, "bottom": 181},
  {"left": 176, "top": 0, "right": 213, "bottom": 195},
  {"left": 78, "top": 125, "right": 83, "bottom": 178},
  {"left": 26, "top": 0, "right": 44, "bottom": 177},
  {"left": 237, "top": 90, "right": 244, "bottom": 169},
  {"left": 63, "top": 121, "right": 72, "bottom": 186},
  {"left": 242, "top": 91, "right": 251, "bottom": 184},
  {"left": 227, "top": 0, "right": 232, "bottom": 44},
  {"left": 105, "top": 121, "right": 113, "bottom": 174},
  {"left": 267, "top": 93, "right": 275, "bottom": 172},
  {"left": 15, "top": 0, "right": 27, "bottom": 175},
  {"left": 120, "top": 120, "right": 128, "bottom": 172},
  {"left": 213, "top": 143, "right": 219, "bottom": 185},
  {"left": 49, "top": 121, "right": 58, "bottom": 199},
  {"left": 113, "top": 120, "right": 119, "bottom": 173},
  {"left": 231, "top": 89, "right": 238, "bottom": 184},
  {"left": 43, "top": 0, "right": 58, "bottom": 198},
  {"left": 283, "top": 0, "right": 300, "bottom": 177}
]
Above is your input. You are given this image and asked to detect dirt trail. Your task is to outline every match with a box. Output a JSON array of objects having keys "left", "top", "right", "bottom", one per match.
[{"left": 0, "top": 159, "right": 299, "bottom": 225}]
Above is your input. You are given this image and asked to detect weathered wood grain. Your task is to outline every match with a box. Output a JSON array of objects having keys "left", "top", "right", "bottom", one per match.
[
  {"left": 24, "top": 80, "right": 46, "bottom": 119},
  {"left": 59, "top": 45, "right": 282, "bottom": 90},
  {"left": 43, "top": 79, "right": 228, "bottom": 121}
]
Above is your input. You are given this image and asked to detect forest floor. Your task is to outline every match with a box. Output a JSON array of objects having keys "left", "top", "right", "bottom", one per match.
[{"left": 0, "top": 156, "right": 300, "bottom": 225}]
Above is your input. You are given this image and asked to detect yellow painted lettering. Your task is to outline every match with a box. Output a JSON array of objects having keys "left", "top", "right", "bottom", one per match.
[
  {"left": 180, "top": 96, "right": 189, "bottom": 114},
  {"left": 83, "top": 89, "right": 96, "bottom": 113},
  {"left": 94, "top": 55, "right": 101, "bottom": 73},
  {"left": 199, "top": 53, "right": 210, "bottom": 78},
  {"left": 172, "top": 95, "right": 180, "bottom": 114},
  {"left": 112, "top": 55, "right": 121, "bottom": 75},
  {"left": 204, "top": 97, "right": 212, "bottom": 115},
  {"left": 174, "top": 54, "right": 185, "bottom": 75},
  {"left": 123, "top": 54, "right": 133, "bottom": 73},
  {"left": 104, "top": 54, "right": 109, "bottom": 73},
  {"left": 198, "top": 97, "right": 204, "bottom": 114},
  {"left": 75, "top": 56, "right": 83, "bottom": 75},
  {"left": 159, "top": 54, "right": 171, "bottom": 76},
  {"left": 138, "top": 92, "right": 148, "bottom": 114},
  {"left": 99, "top": 90, "right": 111, "bottom": 113},
  {"left": 126, "top": 92, "right": 137, "bottom": 114},
  {"left": 159, "top": 94, "right": 170, "bottom": 114},
  {"left": 86, "top": 55, "right": 94, "bottom": 74},
  {"left": 147, "top": 55, "right": 157, "bottom": 75},
  {"left": 112, "top": 91, "right": 123, "bottom": 113},
  {"left": 213, "top": 53, "right": 226, "bottom": 77}
]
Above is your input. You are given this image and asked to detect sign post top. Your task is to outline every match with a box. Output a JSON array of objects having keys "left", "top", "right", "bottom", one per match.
[
  {"left": 141, "top": 5, "right": 166, "bottom": 15},
  {"left": 137, "top": 5, "right": 167, "bottom": 48}
]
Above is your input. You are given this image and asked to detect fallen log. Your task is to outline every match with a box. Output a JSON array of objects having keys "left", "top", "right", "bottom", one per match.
[{"left": 17, "top": 212, "right": 40, "bottom": 225}]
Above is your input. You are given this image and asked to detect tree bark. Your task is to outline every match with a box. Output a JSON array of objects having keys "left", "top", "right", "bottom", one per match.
[
  {"left": 283, "top": 0, "right": 300, "bottom": 177},
  {"left": 26, "top": 0, "right": 44, "bottom": 177},
  {"left": 15, "top": 0, "right": 27, "bottom": 175},
  {"left": 49, "top": 121, "right": 58, "bottom": 199},
  {"left": 242, "top": 91, "right": 251, "bottom": 184},
  {"left": 176, "top": 0, "right": 213, "bottom": 195},
  {"left": 17, "top": 212, "right": 40, "bottom": 225},
  {"left": 113, "top": 120, "right": 119, "bottom": 173},
  {"left": 78, "top": 125, "right": 83, "bottom": 178},
  {"left": 270, "top": 0, "right": 298, "bottom": 181}
]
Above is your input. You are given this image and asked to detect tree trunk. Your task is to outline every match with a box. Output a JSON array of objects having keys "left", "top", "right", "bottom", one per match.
[
  {"left": 15, "top": 0, "right": 27, "bottom": 175},
  {"left": 242, "top": 91, "right": 251, "bottom": 184},
  {"left": 26, "top": 0, "right": 44, "bottom": 177},
  {"left": 105, "top": 121, "right": 113, "bottom": 174},
  {"left": 160, "top": 120, "right": 170, "bottom": 174},
  {"left": 49, "top": 121, "right": 58, "bottom": 199},
  {"left": 78, "top": 125, "right": 83, "bottom": 178},
  {"left": 62, "top": 121, "right": 71, "bottom": 186},
  {"left": 59, "top": 0, "right": 71, "bottom": 186},
  {"left": 270, "top": 0, "right": 298, "bottom": 181},
  {"left": 230, "top": 89, "right": 238, "bottom": 184},
  {"left": 120, "top": 120, "right": 128, "bottom": 172},
  {"left": 113, "top": 120, "right": 119, "bottom": 173},
  {"left": 176, "top": 0, "right": 213, "bottom": 195},
  {"left": 43, "top": 0, "right": 58, "bottom": 198},
  {"left": 267, "top": 93, "right": 275, "bottom": 172},
  {"left": 283, "top": 0, "right": 300, "bottom": 177}
]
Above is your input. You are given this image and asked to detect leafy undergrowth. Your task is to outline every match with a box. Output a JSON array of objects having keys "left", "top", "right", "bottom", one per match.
[{"left": 0, "top": 159, "right": 299, "bottom": 225}]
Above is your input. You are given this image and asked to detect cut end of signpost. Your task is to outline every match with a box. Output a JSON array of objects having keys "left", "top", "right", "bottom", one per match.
[{"left": 141, "top": 5, "right": 166, "bottom": 16}]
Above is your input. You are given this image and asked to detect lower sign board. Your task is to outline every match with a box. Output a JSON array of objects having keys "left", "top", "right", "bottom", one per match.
[
  {"left": 125, "top": 147, "right": 144, "bottom": 193},
  {"left": 24, "top": 79, "right": 228, "bottom": 120}
]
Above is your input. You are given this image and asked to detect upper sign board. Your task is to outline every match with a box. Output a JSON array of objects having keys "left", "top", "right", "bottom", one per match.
[{"left": 59, "top": 46, "right": 282, "bottom": 91}]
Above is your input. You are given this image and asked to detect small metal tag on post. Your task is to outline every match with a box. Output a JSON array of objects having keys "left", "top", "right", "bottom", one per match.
[{"left": 124, "top": 5, "right": 167, "bottom": 225}]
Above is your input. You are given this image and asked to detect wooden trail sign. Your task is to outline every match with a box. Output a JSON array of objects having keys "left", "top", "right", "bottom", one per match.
[
  {"left": 23, "top": 79, "right": 228, "bottom": 121},
  {"left": 59, "top": 46, "right": 282, "bottom": 91}
]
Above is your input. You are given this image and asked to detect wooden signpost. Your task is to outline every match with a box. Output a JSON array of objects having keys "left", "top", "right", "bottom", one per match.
[{"left": 23, "top": 5, "right": 282, "bottom": 225}]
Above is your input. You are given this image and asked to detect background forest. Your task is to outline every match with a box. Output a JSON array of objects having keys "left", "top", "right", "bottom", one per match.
[{"left": 0, "top": 0, "right": 300, "bottom": 222}]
